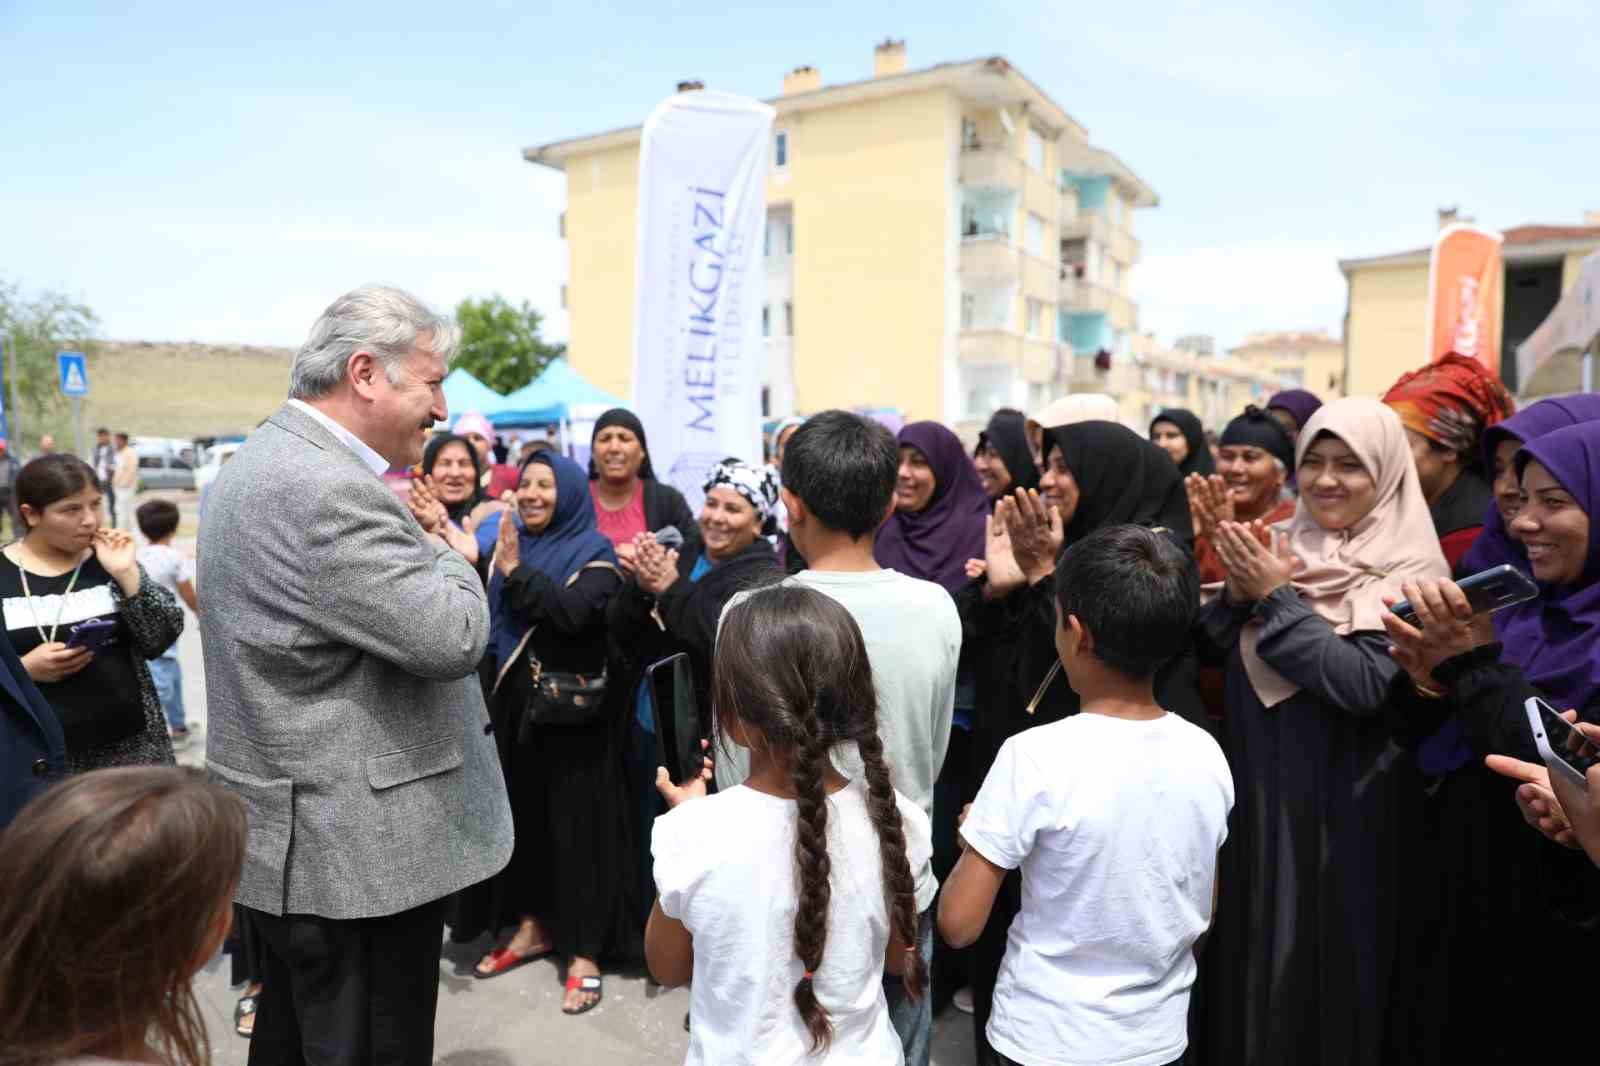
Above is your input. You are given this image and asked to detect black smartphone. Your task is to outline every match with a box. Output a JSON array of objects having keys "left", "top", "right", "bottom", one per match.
[
  {"left": 64, "top": 617, "right": 117, "bottom": 652},
  {"left": 645, "top": 653, "right": 703, "bottom": 786},
  {"left": 1390, "top": 564, "right": 1539, "bottom": 627}
]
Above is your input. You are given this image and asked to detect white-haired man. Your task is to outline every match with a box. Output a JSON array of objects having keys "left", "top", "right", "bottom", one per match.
[{"left": 199, "top": 285, "right": 513, "bottom": 1066}]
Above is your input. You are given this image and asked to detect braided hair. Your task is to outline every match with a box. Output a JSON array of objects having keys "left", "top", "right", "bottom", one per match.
[{"left": 712, "top": 585, "right": 927, "bottom": 1052}]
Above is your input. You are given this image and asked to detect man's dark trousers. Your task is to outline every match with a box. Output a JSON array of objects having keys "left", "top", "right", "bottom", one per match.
[{"left": 246, "top": 898, "right": 446, "bottom": 1066}]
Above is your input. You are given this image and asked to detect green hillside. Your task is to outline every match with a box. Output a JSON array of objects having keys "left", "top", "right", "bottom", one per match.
[{"left": 17, "top": 341, "right": 295, "bottom": 451}]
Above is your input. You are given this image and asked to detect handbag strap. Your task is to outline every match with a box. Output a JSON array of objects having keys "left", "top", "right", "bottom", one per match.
[{"left": 491, "top": 560, "right": 620, "bottom": 695}]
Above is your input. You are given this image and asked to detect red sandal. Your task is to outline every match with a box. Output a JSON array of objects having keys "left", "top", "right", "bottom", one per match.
[
  {"left": 563, "top": 973, "right": 603, "bottom": 1015},
  {"left": 473, "top": 944, "right": 550, "bottom": 980}
]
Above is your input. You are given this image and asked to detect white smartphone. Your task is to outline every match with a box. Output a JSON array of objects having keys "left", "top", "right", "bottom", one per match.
[{"left": 1524, "top": 696, "right": 1600, "bottom": 792}]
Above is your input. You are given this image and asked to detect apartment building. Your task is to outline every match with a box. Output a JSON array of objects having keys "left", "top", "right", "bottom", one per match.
[
  {"left": 1229, "top": 330, "right": 1346, "bottom": 398},
  {"left": 524, "top": 41, "right": 1157, "bottom": 426},
  {"left": 1339, "top": 211, "right": 1600, "bottom": 397},
  {"left": 1107, "top": 333, "right": 1283, "bottom": 431}
]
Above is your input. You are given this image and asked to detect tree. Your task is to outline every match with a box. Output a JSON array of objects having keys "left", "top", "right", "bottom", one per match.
[
  {"left": 452, "top": 295, "right": 564, "bottom": 394},
  {"left": 0, "top": 279, "right": 99, "bottom": 438}
]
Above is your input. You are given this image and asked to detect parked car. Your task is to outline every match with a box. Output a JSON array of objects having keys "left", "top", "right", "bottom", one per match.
[
  {"left": 195, "top": 440, "right": 241, "bottom": 498},
  {"left": 132, "top": 442, "right": 195, "bottom": 492}
]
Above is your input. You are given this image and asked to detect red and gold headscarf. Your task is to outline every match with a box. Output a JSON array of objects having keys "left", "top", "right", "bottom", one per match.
[{"left": 1382, "top": 352, "right": 1515, "bottom": 456}]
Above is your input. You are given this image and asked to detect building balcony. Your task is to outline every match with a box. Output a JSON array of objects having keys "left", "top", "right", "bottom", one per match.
[
  {"left": 960, "top": 235, "right": 1020, "bottom": 281},
  {"left": 960, "top": 146, "right": 1024, "bottom": 190},
  {"left": 1059, "top": 274, "right": 1137, "bottom": 332},
  {"left": 1060, "top": 208, "right": 1142, "bottom": 266},
  {"left": 958, "top": 330, "right": 1062, "bottom": 384}
]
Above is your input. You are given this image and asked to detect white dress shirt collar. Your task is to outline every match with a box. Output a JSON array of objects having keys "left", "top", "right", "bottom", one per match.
[{"left": 287, "top": 399, "right": 391, "bottom": 476}]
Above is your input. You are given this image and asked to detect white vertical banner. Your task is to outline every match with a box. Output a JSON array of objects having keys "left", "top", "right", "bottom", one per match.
[{"left": 632, "top": 90, "right": 773, "bottom": 511}]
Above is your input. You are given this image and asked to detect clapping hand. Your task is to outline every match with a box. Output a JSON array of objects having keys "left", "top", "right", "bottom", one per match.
[
  {"left": 980, "top": 512, "right": 1025, "bottom": 599},
  {"left": 407, "top": 476, "right": 447, "bottom": 534},
  {"left": 999, "top": 488, "right": 1063, "bottom": 586},
  {"left": 1212, "top": 520, "right": 1296, "bottom": 603},
  {"left": 493, "top": 506, "right": 520, "bottom": 577},
  {"left": 656, "top": 738, "right": 713, "bottom": 808},
  {"left": 633, "top": 533, "right": 680, "bottom": 598},
  {"left": 1380, "top": 579, "right": 1493, "bottom": 691},
  {"left": 1186, "top": 474, "right": 1234, "bottom": 541}
]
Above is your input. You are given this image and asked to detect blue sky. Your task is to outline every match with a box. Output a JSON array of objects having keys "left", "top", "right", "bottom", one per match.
[{"left": 4, "top": 0, "right": 1597, "bottom": 354}]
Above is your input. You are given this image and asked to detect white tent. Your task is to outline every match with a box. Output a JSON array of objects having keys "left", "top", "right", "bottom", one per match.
[{"left": 1517, "top": 250, "right": 1600, "bottom": 396}]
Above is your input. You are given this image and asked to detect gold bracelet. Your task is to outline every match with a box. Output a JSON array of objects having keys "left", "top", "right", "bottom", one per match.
[{"left": 1413, "top": 681, "right": 1447, "bottom": 700}]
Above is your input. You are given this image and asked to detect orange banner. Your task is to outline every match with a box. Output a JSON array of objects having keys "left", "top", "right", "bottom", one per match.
[{"left": 1427, "top": 224, "right": 1503, "bottom": 372}]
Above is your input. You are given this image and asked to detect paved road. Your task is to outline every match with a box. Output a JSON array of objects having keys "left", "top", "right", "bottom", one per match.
[{"left": 167, "top": 545, "right": 979, "bottom": 1065}]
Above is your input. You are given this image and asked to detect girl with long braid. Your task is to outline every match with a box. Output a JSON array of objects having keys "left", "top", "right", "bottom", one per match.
[{"left": 646, "top": 584, "right": 932, "bottom": 1064}]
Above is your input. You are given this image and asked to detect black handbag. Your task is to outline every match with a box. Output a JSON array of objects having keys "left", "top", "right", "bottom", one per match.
[{"left": 493, "top": 561, "right": 615, "bottom": 732}]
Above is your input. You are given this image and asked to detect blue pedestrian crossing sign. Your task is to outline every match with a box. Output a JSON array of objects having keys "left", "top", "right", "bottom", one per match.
[{"left": 57, "top": 351, "right": 89, "bottom": 396}]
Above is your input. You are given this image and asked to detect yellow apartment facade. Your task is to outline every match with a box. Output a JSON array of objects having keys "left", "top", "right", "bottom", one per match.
[
  {"left": 1339, "top": 213, "right": 1600, "bottom": 398},
  {"left": 525, "top": 41, "right": 1157, "bottom": 428},
  {"left": 1229, "top": 330, "right": 1346, "bottom": 399}
]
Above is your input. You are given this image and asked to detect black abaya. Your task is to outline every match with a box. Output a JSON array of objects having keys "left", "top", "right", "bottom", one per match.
[
  {"left": 449, "top": 564, "right": 639, "bottom": 962},
  {"left": 1199, "top": 586, "right": 1415, "bottom": 1066}
]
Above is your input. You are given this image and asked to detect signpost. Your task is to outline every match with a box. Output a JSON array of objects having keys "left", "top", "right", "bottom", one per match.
[{"left": 57, "top": 351, "right": 89, "bottom": 457}]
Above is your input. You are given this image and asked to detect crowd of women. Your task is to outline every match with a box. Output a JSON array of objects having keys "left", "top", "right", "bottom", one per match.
[{"left": 11, "top": 344, "right": 1600, "bottom": 1065}]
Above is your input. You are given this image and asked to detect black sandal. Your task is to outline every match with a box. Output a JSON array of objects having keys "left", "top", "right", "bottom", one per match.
[
  {"left": 234, "top": 993, "right": 258, "bottom": 1037},
  {"left": 563, "top": 974, "right": 603, "bottom": 1015}
]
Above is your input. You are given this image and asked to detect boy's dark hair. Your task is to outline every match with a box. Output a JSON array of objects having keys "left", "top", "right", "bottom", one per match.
[
  {"left": 713, "top": 585, "right": 927, "bottom": 1050},
  {"left": 1054, "top": 524, "right": 1197, "bottom": 680},
  {"left": 779, "top": 411, "right": 897, "bottom": 539},
  {"left": 16, "top": 455, "right": 101, "bottom": 525},
  {"left": 136, "top": 499, "right": 182, "bottom": 542}
]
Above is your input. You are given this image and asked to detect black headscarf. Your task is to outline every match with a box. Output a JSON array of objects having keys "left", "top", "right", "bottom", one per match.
[
  {"left": 421, "top": 433, "right": 485, "bottom": 526},
  {"left": 975, "top": 408, "right": 1040, "bottom": 495},
  {"left": 1043, "top": 420, "right": 1193, "bottom": 552},
  {"left": 1150, "top": 408, "right": 1215, "bottom": 477},
  {"left": 1218, "top": 406, "right": 1296, "bottom": 473},
  {"left": 588, "top": 407, "right": 657, "bottom": 481}
]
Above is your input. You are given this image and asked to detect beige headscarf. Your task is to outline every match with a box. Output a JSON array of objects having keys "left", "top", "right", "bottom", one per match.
[
  {"left": 1240, "top": 397, "right": 1448, "bottom": 707},
  {"left": 1025, "top": 393, "right": 1119, "bottom": 460}
]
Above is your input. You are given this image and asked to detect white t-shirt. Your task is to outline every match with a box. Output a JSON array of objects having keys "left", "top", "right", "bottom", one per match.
[
  {"left": 962, "top": 712, "right": 1234, "bottom": 1066},
  {"left": 136, "top": 543, "right": 192, "bottom": 660},
  {"left": 653, "top": 779, "right": 934, "bottom": 1066},
  {"left": 715, "top": 569, "right": 960, "bottom": 912}
]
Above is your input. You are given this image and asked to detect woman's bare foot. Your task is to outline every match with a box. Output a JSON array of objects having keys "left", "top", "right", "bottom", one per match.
[
  {"left": 562, "top": 955, "right": 602, "bottom": 1014},
  {"left": 474, "top": 916, "right": 553, "bottom": 976}
]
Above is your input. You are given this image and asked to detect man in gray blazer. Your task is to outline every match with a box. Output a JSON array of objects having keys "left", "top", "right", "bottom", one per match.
[{"left": 199, "top": 285, "right": 513, "bottom": 1066}]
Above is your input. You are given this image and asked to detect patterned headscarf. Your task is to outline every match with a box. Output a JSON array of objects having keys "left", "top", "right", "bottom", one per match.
[
  {"left": 703, "top": 458, "right": 780, "bottom": 521},
  {"left": 1382, "top": 352, "right": 1515, "bottom": 458}
]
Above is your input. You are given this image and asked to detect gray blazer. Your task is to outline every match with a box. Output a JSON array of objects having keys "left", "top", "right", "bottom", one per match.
[{"left": 199, "top": 403, "right": 513, "bottom": 919}]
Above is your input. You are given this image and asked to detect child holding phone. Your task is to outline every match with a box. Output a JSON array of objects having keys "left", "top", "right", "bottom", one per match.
[
  {"left": 0, "top": 766, "right": 246, "bottom": 1064},
  {"left": 645, "top": 584, "right": 933, "bottom": 1064},
  {"left": 939, "top": 526, "right": 1233, "bottom": 1066}
]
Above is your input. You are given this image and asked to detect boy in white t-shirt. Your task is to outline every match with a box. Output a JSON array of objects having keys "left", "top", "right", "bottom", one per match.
[
  {"left": 714, "top": 411, "right": 960, "bottom": 1066},
  {"left": 135, "top": 500, "right": 197, "bottom": 744},
  {"left": 939, "top": 525, "right": 1234, "bottom": 1066}
]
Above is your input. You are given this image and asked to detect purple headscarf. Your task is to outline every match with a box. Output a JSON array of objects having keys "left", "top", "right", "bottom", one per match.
[
  {"left": 1267, "top": 389, "right": 1323, "bottom": 432},
  {"left": 1460, "top": 394, "right": 1600, "bottom": 575},
  {"left": 875, "top": 421, "right": 989, "bottom": 593},
  {"left": 1492, "top": 423, "right": 1600, "bottom": 710}
]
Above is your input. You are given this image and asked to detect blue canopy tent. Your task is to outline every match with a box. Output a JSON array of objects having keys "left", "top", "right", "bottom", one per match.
[
  {"left": 440, "top": 368, "right": 508, "bottom": 422},
  {"left": 488, "top": 358, "right": 624, "bottom": 428}
]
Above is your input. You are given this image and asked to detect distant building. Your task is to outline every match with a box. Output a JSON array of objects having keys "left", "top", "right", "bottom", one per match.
[
  {"left": 524, "top": 41, "right": 1156, "bottom": 426},
  {"left": 1174, "top": 334, "right": 1215, "bottom": 358},
  {"left": 1338, "top": 212, "right": 1600, "bottom": 397},
  {"left": 1085, "top": 332, "right": 1282, "bottom": 430},
  {"left": 1229, "top": 330, "right": 1345, "bottom": 399}
]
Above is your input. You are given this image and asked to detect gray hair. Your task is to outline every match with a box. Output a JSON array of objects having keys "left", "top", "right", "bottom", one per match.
[{"left": 289, "top": 285, "right": 460, "bottom": 400}]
